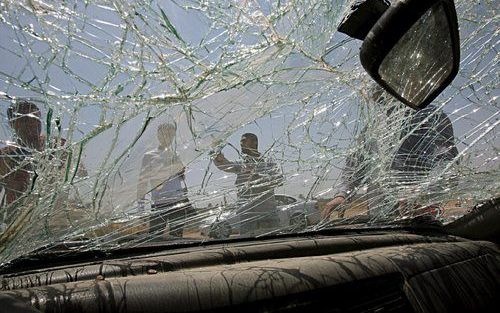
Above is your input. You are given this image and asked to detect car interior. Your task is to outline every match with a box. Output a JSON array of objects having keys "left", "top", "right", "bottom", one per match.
[
  {"left": 0, "top": 0, "right": 498, "bottom": 312},
  {"left": 0, "top": 198, "right": 499, "bottom": 313}
]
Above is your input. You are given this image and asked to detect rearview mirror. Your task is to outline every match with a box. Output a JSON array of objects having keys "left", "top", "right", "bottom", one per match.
[{"left": 359, "top": 0, "right": 460, "bottom": 109}]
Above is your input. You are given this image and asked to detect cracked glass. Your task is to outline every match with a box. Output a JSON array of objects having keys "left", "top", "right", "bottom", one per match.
[{"left": 0, "top": 0, "right": 498, "bottom": 267}]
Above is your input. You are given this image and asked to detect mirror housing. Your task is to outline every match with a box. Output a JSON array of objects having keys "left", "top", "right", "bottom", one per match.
[
  {"left": 359, "top": 0, "right": 460, "bottom": 109},
  {"left": 338, "top": 0, "right": 390, "bottom": 40}
]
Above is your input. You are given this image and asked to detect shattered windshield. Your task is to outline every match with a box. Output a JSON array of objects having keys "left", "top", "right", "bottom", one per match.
[{"left": 0, "top": 0, "right": 498, "bottom": 266}]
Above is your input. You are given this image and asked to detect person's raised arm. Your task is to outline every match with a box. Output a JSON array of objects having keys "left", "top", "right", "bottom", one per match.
[
  {"left": 213, "top": 152, "right": 241, "bottom": 173},
  {"left": 322, "top": 147, "right": 362, "bottom": 219}
]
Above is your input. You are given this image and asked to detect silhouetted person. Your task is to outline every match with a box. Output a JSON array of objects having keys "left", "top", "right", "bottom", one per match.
[
  {"left": 213, "top": 133, "right": 283, "bottom": 235},
  {"left": 322, "top": 104, "right": 458, "bottom": 219},
  {"left": 0, "top": 101, "right": 43, "bottom": 209},
  {"left": 0, "top": 100, "right": 89, "bottom": 255},
  {"left": 137, "top": 123, "right": 192, "bottom": 238},
  {"left": 1, "top": 99, "right": 89, "bottom": 230}
]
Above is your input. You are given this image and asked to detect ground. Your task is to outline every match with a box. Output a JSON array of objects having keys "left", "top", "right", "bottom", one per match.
[{"left": 77, "top": 198, "right": 471, "bottom": 240}]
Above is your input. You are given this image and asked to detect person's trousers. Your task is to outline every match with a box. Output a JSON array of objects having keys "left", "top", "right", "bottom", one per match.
[
  {"left": 149, "top": 202, "right": 189, "bottom": 237},
  {"left": 237, "top": 196, "right": 280, "bottom": 236}
]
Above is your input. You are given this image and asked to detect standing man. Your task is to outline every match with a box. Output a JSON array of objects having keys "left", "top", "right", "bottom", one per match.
[
  {"left": 0, "top": 101, "right": 43, "bottom": 209},
  {"left": 0, "top": 100, "right": 82, "bottom": 242},
  {"left": 137, "top": 123, "right": 193, "bottom": 238},
  {"left": 322, "top": 104, "right": 458, "bottom": 220},
  {"left": 213, "top": 133, "right": 283, "bottom": 236}
]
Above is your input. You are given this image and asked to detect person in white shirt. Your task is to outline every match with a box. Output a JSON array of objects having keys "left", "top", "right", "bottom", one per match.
[{"left": 137, "top": 123, "right": 192, "bottom": 238}]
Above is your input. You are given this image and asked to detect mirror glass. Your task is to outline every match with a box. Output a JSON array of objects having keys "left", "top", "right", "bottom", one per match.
[{"left": 379, "top": 3, "right": 454, "bottom": 108}]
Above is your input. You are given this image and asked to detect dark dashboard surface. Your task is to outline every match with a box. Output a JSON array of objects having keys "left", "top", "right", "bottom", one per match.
[{"left": 1, "top": 231, "right": 499, "bottom": 313}]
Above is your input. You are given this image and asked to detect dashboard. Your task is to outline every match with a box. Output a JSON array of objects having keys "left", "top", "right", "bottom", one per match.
[{"left": 0, "top": 230, "right": 499, "bottom": 312}]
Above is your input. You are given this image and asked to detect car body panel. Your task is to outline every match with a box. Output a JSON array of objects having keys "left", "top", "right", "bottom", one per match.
[{"left": 200, "top": 195, "right": 319, "bottom": 237}]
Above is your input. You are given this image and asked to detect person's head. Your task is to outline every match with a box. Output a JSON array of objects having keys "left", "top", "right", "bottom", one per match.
[
  {"left": 157, "top": 123, "right": 176, "bottom": 148},
  {"left": 240, "top": 133, "right": 258, "bottom": 156},
  {"left": 7, "top": 101, "right": 42, "bottom": 145}
]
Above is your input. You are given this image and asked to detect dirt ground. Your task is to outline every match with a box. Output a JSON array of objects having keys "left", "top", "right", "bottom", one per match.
[{"left": 77, "top": 198, "right": 471, "bottom": 240}]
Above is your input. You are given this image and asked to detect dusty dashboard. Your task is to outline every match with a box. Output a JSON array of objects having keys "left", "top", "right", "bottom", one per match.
[{"left": 0, "top": 231, "right": 499, "bottom": 313}]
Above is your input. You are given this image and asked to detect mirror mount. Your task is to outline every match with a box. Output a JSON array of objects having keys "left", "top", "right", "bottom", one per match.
[{"left": 338, "top": 0, "right": 390, "bottom": 40}]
